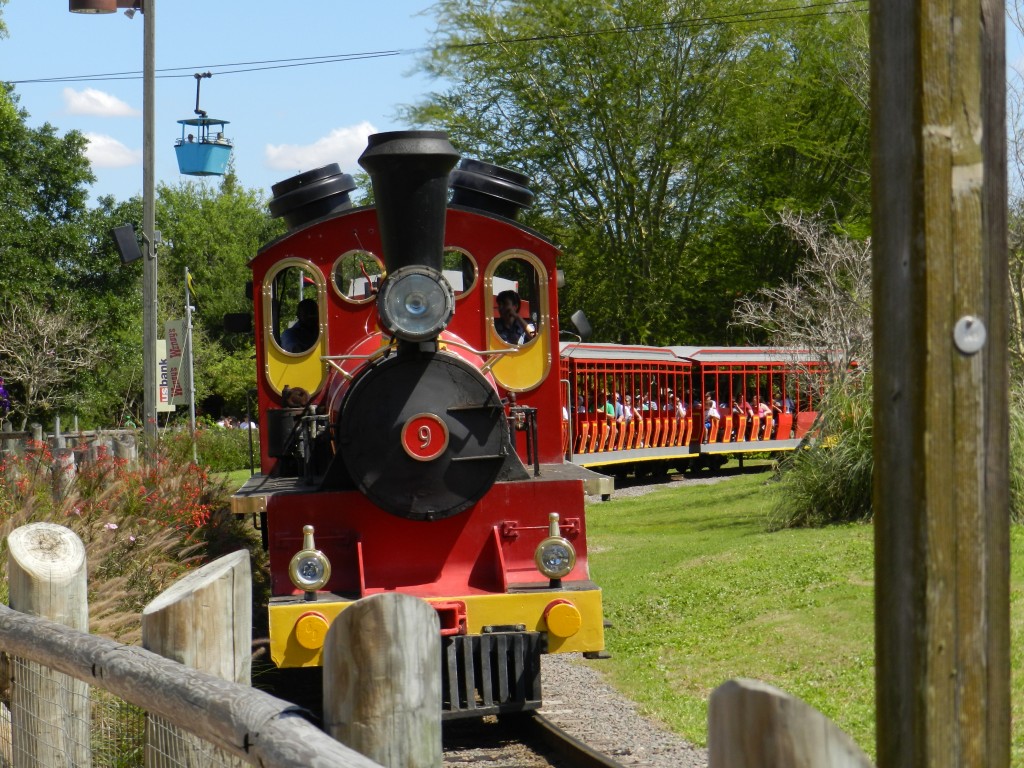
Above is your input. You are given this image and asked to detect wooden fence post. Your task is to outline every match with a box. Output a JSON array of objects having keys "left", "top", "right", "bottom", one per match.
[
  {"left": 323, "top": 593, "right": 441, "bottom": 768},
  {"left": 114, "top": 434, "right": 138, "bottom": 464},
  {"left": 89, "top": 436, "right": 113, "bottom": 464},
  {"left": 29, "top": 424, "right": 42, "bottom": 446},
  {"left": 51, "top": 448, "right": 76, "bottom": 499},
  {"left": 142, "top": 550, "right": 252, "bottom": 768},
  {"left": 53, "top": 416, "right": 65, "bottom": 450},
  {"left": 708, "top": 678, "right": 873, "bottom": 768},
  {"left": 7, "top": 523, "right": 91, "bottom": 768},
  {"left": 1, "top": 422, "right": 14, "bottom": 458},
  {"left": 871, "top": 1, "right": 1009, "bottom": 765}
]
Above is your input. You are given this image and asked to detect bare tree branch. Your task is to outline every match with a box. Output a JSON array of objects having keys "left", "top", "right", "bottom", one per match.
[
  {"left": 730, "top": 209, "right": 872, "bottom": 382},
  {"left": 0, "top": 299, "right": 101, "bottom": 427}
]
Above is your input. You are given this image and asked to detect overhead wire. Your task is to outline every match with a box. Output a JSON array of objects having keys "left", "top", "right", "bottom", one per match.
[{"left": 5, "top": 0, "right": 868, "bottom": 86}]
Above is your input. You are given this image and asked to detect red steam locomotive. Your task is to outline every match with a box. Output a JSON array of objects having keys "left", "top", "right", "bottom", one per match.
[{"left": 232, "top": 131, "right": 606, "bottom": 718}]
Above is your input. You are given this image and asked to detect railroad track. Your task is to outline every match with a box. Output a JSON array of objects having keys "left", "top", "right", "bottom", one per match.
[
  {"left": 443, "top": 711, "right": 627, "bottom": 768},
  {"left": 526, "top": 712, "right": 627, "bottom": 768}
]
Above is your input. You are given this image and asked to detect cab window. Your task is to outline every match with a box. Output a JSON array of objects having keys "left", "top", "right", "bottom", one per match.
[
  {"left": 491, "top": 255, "right": 540, "bottom": 347},
  {"left": 333, "top": 250, "right": 383, "bottom": 303},
  {"left": 271, "top": 263, "right": 321, "bottom": 355},
  {"left": 442, "top": 247, "right": 477, "bottom": 299}
]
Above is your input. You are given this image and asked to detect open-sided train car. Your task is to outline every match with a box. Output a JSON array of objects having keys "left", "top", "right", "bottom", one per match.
[
  {"left": 560, "top": 343, "right": 828, "bottom": 474},
  {"left": 231, "top": 132, "right": 605, "bottom": 719}
]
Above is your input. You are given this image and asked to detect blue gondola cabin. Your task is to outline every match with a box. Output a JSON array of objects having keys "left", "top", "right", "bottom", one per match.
[{"left": 175, "top": 116, "right": 232, "bottom": 177}]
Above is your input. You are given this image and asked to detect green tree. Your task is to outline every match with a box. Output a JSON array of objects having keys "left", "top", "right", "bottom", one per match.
[
  {"left": 407, "top": 0, "right": 870, "bottom": 344},
  {"left": 0, "top": 84, "right": 95, "bottom": 306},
  {"left": 0, "top": 75, "right": 111, "bottom": 424},
  {"left": 72, "top": 195, "right": 146, "bottom": 427},
  {"left": 155, "top": 171, "right": 284, "bottom": 417},
  {"left": 698, "top": 11, "right": 871, "bottom": 341},
  {"left": 157, "top": 170, "right": 283, "bottom": 351}
]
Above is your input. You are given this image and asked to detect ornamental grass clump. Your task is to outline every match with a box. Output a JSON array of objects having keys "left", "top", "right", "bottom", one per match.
[
  {"left": 767, "top": 379, "right": 874, "bottom": 530},
  {"left": 0, "top": 443, "right": 252, "bottom": 644}
]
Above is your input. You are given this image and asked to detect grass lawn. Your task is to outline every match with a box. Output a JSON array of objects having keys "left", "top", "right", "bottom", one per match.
[
  {"left": 585, "top": 470, "right": 1024, "bottom": 763},
  {"left": 219, "top": 468, "right": 255, "bottom": 491}
]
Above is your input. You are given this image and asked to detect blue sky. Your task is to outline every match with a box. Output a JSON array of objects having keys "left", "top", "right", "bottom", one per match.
[
  {"left": 3, "top": 3, "right": 1022, "bottom": 206},
  {"left": 0, "top": 1, "right": 442, "bottom": 203}
]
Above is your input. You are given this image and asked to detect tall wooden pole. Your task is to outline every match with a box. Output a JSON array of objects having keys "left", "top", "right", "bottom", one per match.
[{"left": 870, "top": 1, "right": 1009, "bottom": 766}]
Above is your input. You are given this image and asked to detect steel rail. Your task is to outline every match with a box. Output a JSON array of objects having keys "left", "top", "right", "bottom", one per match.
[{"left": 525, "top": 712, "right": 627, "bottom": 768}]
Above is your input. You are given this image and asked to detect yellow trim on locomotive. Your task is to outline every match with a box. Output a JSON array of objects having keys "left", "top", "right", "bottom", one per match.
[
  {"left": 268, "top": 588, "right": 605, "bottom": 668},
  {"left": 485, "top": 250, "right": 552, "bottom": 393}
]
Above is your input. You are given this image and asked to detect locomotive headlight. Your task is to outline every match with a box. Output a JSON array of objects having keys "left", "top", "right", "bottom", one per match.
[
  {"left": 377, "top": 265, "right": 455, "bottom": 342},
  {"left": 289, "top": 525, "right": 332, "bottom": 593},
  {"left": 534, "top": 513, "right": 576, "bottom": 580}
]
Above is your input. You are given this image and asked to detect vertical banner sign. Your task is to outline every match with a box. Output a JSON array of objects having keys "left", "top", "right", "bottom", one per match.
[
  {"left": 164, "top": 319, "right": 188, "bottom": 405},
  {"left": 156, "top": 339, "right": 174, "bottom": 412}
]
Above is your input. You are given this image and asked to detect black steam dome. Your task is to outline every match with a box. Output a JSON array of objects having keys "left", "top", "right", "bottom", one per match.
[
  {"left": 269, "top": 164, "right": 357, "bottom": 230},
  {"left": 449, "top": 158, "right": 535, "bottom": 220}
]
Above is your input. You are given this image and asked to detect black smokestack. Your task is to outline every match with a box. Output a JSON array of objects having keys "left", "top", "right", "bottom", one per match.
[{"left": 357, "top": 131, "right": 460, "bottom": 274}]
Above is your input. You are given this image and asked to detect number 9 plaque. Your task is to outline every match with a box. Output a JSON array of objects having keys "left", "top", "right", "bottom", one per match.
[{"left": 401, "top": 413, "right": 449, "bottom": 462}]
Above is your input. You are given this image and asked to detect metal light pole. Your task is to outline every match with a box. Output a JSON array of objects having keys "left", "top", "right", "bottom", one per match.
[
  {"left": 70, "top": 0, "right": 158, "bottom": 457},
  {"left": 141, "top": 0, "right": 158, "bottom": 456}
]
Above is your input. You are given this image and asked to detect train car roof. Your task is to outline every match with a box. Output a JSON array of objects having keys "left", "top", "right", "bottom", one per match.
[
  {"left": 559, "top": 342, "right": 686, "bottom": 363},
  {"left": 560, "top": 342, "right": 826, "bottom": 365},
  {"left": 668, "top": 346, "right": 824, "bottom": 364}
]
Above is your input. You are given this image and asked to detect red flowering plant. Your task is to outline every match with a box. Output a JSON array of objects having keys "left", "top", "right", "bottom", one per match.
[{"left": 0, "top": 441, "right": 262, "bottom": 644}]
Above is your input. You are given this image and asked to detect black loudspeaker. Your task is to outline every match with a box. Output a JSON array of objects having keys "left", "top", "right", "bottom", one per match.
[
  {"left": 571, "top": 310, "right": 593, "bottom": 342},
  {"left": 111, "top": 225, "right": 143, "bottom": 265},
  {"left": 223, "top": 313, "right": 253, "bottom": 333}
]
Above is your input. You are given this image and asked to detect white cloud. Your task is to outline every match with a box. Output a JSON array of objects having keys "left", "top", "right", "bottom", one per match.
[
  {"left": 83, "top": 133, "right": 141, "bottom": 169},
  {"left": 264, "top": 121, "right": 378, "bottom": 173},
  {"left": 63, "top": 88, "right": 139, "bottom": 118}
]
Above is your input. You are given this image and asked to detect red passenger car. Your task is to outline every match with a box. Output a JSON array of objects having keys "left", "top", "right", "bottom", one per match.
[{"left": 561, "top": 343, "right": 828, "bottom": 474}]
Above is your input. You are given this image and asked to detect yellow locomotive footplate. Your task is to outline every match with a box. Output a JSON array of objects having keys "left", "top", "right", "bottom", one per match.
[{"left": 268, "top": 585, "right": 604, "bottom": 668}]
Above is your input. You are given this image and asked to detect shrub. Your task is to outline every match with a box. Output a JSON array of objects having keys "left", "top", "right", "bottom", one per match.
[
  {"left": 770, "top": 375, "right": 1024, "bottom": 529},
  {"left": 1010, "top": 387, "right": 1024, "bottom": 524},
  {"left": 0, "top": 444, "right": 263, "bottom": 644},
  {"left": 767, "top": 378, "right": 874, "bottom": 530}
]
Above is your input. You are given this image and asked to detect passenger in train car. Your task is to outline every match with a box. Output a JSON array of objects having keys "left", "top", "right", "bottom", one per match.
[
  {"left": 771, "top": 391, "right": 784, "bottom": 437},
  {"left": 280, "top": 298, "right": 319, "bottom": 353},
  {"left": 729, "top": 400, "right": 742, "bottom": 440},
  {"left": 754, "top": 394, "right": 772, "bottom": 438},
  {"left": 494, "top": 289, "right": 535, "bottom": 345},
  {"left": 623, "top": 394, "right": 636, "bottom": 423},
  {"left": 703, "top": 393, "right": 720, "bottom": 443}
]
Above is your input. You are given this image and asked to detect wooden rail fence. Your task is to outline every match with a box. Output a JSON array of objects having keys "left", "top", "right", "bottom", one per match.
[
  {"left": 0, "top": 523, "right": 390, "bottom": 768},
  {"left": 0, "top": 521, "right": 447, "bottom": 768}
]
